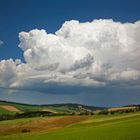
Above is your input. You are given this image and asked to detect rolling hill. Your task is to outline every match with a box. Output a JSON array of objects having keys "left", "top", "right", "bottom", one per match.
[
  {"left": 0, "top": 112, "right": 140, "bottom": 140},
  {"left": 0, "top": 100, "right": 140, "bottom": 140},
  {"left": 0, "top": 100, "right": 105, "bottom": 115}
]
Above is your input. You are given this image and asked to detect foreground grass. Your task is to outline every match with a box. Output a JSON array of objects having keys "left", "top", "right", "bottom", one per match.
[{"left": 0, "top": 112, "right": 140, "bottom": 140}]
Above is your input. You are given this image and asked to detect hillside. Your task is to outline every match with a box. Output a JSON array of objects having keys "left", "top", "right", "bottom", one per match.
[
  {"left": 0, "top": 100, "right": 140, "bottom": 140},
  {"left": 0, "top": 100, "right": 105, "bottom": 115},
  {"left": 0, "top": 112, "right": 140, "bottom": 140}
]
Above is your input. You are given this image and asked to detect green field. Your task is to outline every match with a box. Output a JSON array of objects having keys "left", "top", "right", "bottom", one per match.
[
  {"left": 0, "top": 108, "right": 15, "bottom": 115},
  {"left": 0, "top": 112, "right": 140, "bottom": 140},
  {"left": 0, "top": 101, "right": 42, "bottom": 113},
  {"left": 0, "top": 101, "right": 104, "bottom": 114}
]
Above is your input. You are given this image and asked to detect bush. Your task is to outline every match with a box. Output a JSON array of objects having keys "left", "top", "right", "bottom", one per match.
[
  {"left": 99, "top": 110, "right": 109, "bottom": 115},
  {"left": 110, "top": 111, "right": 115, "bottom": 115},
  {"left": 90, "top": 112, "right": 94, "bottom": 115},
  {"left": 21, "top": 128, "right": 31, "bottom": 133}
]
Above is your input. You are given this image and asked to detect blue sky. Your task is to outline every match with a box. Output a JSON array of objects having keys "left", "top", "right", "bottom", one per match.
[
  {"left": 0, "top": 0, "right": 140, "bottom": 106},
  {"left": 0, "top": 0, "right": 140, "bottom": 60}
]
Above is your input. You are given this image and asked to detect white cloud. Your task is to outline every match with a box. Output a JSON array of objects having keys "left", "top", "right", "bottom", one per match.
[
  {"left": 0, "top": 40, "right": 4, "bottom": 46},
  {"left": 0, "top": 59, "right": 19, "bottom": 87},
  {"left": 0, "top": 19, "right": 140, "bottom": 91}
]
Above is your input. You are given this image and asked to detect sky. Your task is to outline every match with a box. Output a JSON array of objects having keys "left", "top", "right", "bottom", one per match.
[{"left": 0, "top": 0, "right": 140, "bottom": 107}]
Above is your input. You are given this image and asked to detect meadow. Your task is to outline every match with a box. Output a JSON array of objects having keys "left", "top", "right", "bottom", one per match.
[{"left": 0, "top": 112, "right": 140, "bottom": 140}]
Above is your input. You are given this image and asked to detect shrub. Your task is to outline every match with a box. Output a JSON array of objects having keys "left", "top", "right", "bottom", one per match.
[
  {"left": 110, "top": 111, "right": 115, "bottom": 115},
  {"left": 99, "top": 110, "right": 109, "bottom": 115},
  {"left": 21, "top": 128, "right": 31, "bottom": 133}
]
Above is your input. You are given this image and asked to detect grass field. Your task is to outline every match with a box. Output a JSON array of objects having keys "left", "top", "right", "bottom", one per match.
[
  {"left": 0, "top": 108, "right": 15, "bottom": 115},
  {"left": 0, "top": 101, "right": 42, "bottom": 113},
  {"left": 0, "top": 101, "right": 101, "bottom": 114},
  {"left": 0, "top": 112, "right": 140, "bottom": 140}
]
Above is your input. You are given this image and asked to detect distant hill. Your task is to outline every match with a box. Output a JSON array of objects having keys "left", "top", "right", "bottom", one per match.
[
  {"left": 0, "top": 100, "right": 42, "bottom": 114},
  {"left": 0, "top": 100, "right": 106, "bottom": 115}
]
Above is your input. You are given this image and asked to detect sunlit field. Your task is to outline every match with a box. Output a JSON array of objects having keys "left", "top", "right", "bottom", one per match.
[{"left": 0, "top": 112, "right": 140, "bottom": 140}]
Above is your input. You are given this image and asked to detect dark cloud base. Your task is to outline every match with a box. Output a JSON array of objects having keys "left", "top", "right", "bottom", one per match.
[{"left": 0, "top": 87, "right": 140, "bottom": 107}]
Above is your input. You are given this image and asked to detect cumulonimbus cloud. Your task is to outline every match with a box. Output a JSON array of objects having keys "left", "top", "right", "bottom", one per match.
[{"left": 0, "top": 19, "right": 140, "bottom": 91}]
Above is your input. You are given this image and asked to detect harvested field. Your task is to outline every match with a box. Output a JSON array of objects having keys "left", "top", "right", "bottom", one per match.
[
  {"left": 41, "top": 108, "right": 57, "bottom": 114},
  {"left": 108, "top": 106, "right": 137, "bottom": 112},
  {"left": 0, "top": 105, "right": 21, "bottom": 113},
  {"left": 0, "top": 116, "right": 89, "bottom": 136},
  {"left": 0, "top": 112, "right": 140, "bottom": 140}
]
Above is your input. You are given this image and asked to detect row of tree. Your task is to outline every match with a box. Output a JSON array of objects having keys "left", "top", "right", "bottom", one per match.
[
  {"left": 0, "top": 111, "right": 55, "bottom": 121},
  {"left": 98, "top": 106, "right": 140, "bottom": 115}
]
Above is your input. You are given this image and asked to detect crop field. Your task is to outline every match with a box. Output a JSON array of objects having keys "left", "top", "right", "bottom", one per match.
[
  {"left": 0, "top": 112, "right": 140, "bottom": 140},
  {"left": 0, "top": 101, "right": 103, "bottom": 114},
  {"left": 0, "top": 108, "right": 15, "bottom": 115}
]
